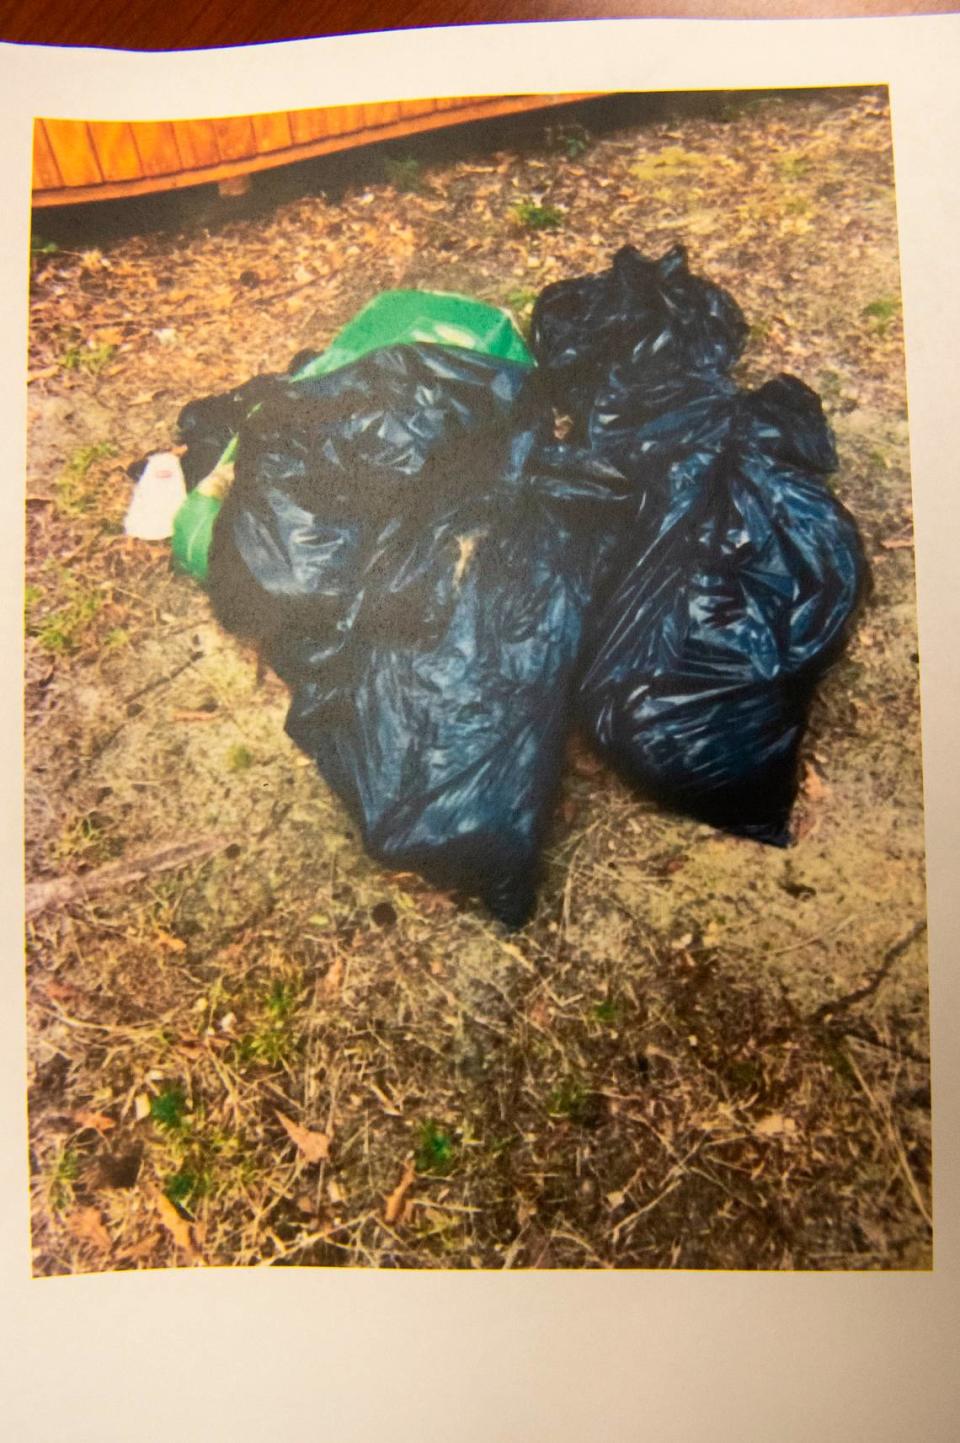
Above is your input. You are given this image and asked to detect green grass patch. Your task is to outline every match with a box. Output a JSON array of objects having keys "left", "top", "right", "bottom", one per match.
[
  {"left": 504, "top": 285, "right": 538, "bottom": 314},
  {"left": 749, "top": 317, "right": 773, "bottom": 344},
  {"left": 503, "top": 285, "right": 538, "bottom": 340},
  {"left": 383, "top": 155, "right": 423, "bottom": 193},
  {"left": 862, "top": 296, "right": 901, "bottom": 336},
  {"left": 55, "top": 441, "right": 117, "bottom": 518},
  {"left": 265, "top": 979, "right": 297, "bottom": 1022},
  {"left": 415, "top": 1120, "right": 456, "bottom": 1175},
  {"left": 150, "top": 1086, "right": 188, "bottom": 1132},
  {"left": 30, "top": 236, "right": 59, "bottom": 276},
  {"left": 51, "top": 811, "right": 120, "bottom": 869},
  {"left": 47, "top": 1143, "right": 80, "bottom": 1213},
  {"left": 236, "top": 978, "right": 301, "bottom": 1070},
  {"left": 237, "top": 1026, "right": 293, "bottom": 1067},
  {"left": 512, "top": 198, "right": 563, "bottom": 231},
  {"left": 60, "top": 340, "right": 117, "bottom": 376},
  {"left": 28, "top": 582, "right": 102, "bottom": 655},
  {"left": 24, "top": 583, "right": 43, "bottom": 628},
  {"left": 164, "top": 1168, "right": 206, "bottom": 1206},
  {"left": 225, "top": 743, "right": 254, "bottom": 773}
]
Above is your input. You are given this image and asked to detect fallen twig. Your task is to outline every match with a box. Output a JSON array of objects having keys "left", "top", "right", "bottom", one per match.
[
  {"left": 25, "top": 834, "right": 231, "bottom": 919},
  {"left": 808, "top": 920, "right": 927, "bottom": 1025}
]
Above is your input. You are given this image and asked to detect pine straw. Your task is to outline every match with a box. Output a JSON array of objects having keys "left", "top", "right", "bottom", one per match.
[{"left": 27, "top": 868, "right": 930, "bottom": 1271}]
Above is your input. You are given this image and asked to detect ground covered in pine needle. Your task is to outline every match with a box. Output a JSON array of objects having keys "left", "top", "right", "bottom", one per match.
[{"left": 24, "top": 87, "right": 930, "bottom": 1273}]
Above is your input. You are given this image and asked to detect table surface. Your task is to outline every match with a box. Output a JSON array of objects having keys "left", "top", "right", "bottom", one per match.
[{"left": 0, "top": 0, "right": 956, "bottom": 52}]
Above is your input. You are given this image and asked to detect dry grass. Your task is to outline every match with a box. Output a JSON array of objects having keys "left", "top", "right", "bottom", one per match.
[{"left": 25, "top": 86, "right": 930, "bottom": 1273}]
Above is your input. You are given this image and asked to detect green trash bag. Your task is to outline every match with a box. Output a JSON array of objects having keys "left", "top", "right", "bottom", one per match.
[
  {"left": 292, "top": 289, "right": 533, "bottom": 377},
  {"left": 170, "top": 290, "right": 532, "bottom": 582},
  {"left": 171, "top": 487, "right": 223, "bottom": 585}
]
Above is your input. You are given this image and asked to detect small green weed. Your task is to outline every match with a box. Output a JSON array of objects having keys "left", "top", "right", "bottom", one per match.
[
  {"left": 154, "top": 1099, "right": 248, "bottom": 1207},
  {"left": 164, "top": 1168, "right": 205, "bottom": 1206},
  {"left": 30, "top": 236, "right": 59, "bottom": 277},
  {"left": 265, "top": 979, "right": 297, "bottom": 1022},
  {"left": 237, "top": 1026, "right": 292, "bottom": 1067},
  {"left": 52, "top": 811, "right": 119, "bottom": 869},
  {"left": 60, "top": 340, "right": 117, "bottom": 376},
  {"left": 24, "top": 583, "right": 43, "bottom": 627},
  {"left": 863, "top": 296, "right": 900, "bottom": 336},
  {"left": 547, "top": 1076, "right": 604, "bottom": 1127},
  {"left": 29, "top": 583, "right": 102, "bottom": 655},
  {"left": 545, "top": 121, "right": 591, "bottom": 159},
  {"left": 237, "top": 978, "right": 300, "bottom": 1070},
  {"left": 47, "top": 1143, "right": 80, "bottom": 1212},
  {"left": 150, "top": 1086, "right": 188, "bottom": 1132},
  {"left": 55, "top": 441, "right": 117, "bottom": 518},
  {"left": 504, "top": 285, "right": 538, "bottom": 314},
  {"left": 383, "top": 155, "right": 423, "bottom": 192},
  {"left": 593, "top": 997, "right": 621, "bottom": 1026},
  {"left": 414, "top": 1120, "right": 455, "bottom": 1175},
  {"left": 225, "top": 743, "right": 254, "bottom": 773},
  {"left": 503, "top": 286, "right": 538, "bottom": 340},
  {"left": 512, "top": 198, "right": 563, "bottom": 231}
]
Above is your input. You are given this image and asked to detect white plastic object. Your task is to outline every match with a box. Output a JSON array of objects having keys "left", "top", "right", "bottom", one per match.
[{"left": 124, "top": 452, "right": 187, "bottom": 540}]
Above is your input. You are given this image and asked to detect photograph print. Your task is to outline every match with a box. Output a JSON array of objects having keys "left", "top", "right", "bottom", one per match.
[{"left": 24, "top": 85, "right": 929, "bottom": 1274}]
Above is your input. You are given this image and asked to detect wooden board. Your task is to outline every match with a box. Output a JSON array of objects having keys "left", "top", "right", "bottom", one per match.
[{"left": 32, "top": 94, "right": 596, "bottom": 206}]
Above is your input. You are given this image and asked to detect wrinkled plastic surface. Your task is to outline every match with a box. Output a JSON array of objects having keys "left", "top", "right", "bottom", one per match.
[
  {"left": 171, "top": 489, "right": 222, "bottom": 584},
  {"left": 175, "top": 291, "right": 530, "bottom": 488},
  {"left": 531, "top": 244, "right": 867, "bottom": 844},
  {"left": 531, "top": 243, "right": 748, "bottom": 442},
  {"left": 577, "top": 374, "right": 869, "bottom": 843},
  {"left": 168, "top": 292, "right": 531, "bottom": 581},
  {"left": 168, "top": 248, "right": 867, "bottom": 919},
  {"left": 294, "top": 289, "right": 533, "bottom": 378},
  {"left": 207, "top": 342, "right": 630, "bottom": 924}
]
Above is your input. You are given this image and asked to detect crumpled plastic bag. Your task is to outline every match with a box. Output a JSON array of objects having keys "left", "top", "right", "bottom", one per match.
[
  {"left": 207, "top": 342, "right": 632, "bottom": 924},
  {"left": 530, "top": 243, "right": 749, "bottom": 443},
  {"left": 530, "top": 244, "right": 867, "bottom": 845},
  {"left": 577, "top": 373, "right": 869, "bottom": 843},
  {"left": 173, "top": 247, "right": 868, "bottom": 921}
]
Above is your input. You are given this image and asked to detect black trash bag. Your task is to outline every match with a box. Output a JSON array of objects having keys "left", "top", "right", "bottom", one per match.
[
  {"left": 122, "top": 350, "right": 325, "bottom": 489},
  {"left": 577, "top": 374, "right": 869, "bottom": 845},
  {"left": 174, "top": 348, "right": 321, "bottom": 488},
  {"left": 530, "top": 243, "right": 749, "bottom": 441},
  {"left": 207, "top": 343, "right": 537, "bottom": 656},
  {"left": 207, "top": 342, "right": 633, "bottom": 925}
]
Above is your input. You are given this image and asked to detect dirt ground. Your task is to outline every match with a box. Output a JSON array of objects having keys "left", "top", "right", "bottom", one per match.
[{"left": 24, "top": 87, "right": 930, "bottom": 1272}]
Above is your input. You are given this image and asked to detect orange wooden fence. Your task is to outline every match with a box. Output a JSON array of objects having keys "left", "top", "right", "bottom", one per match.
[{"left": 32, "top": 94, "right": 593, "bottom": 206}]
